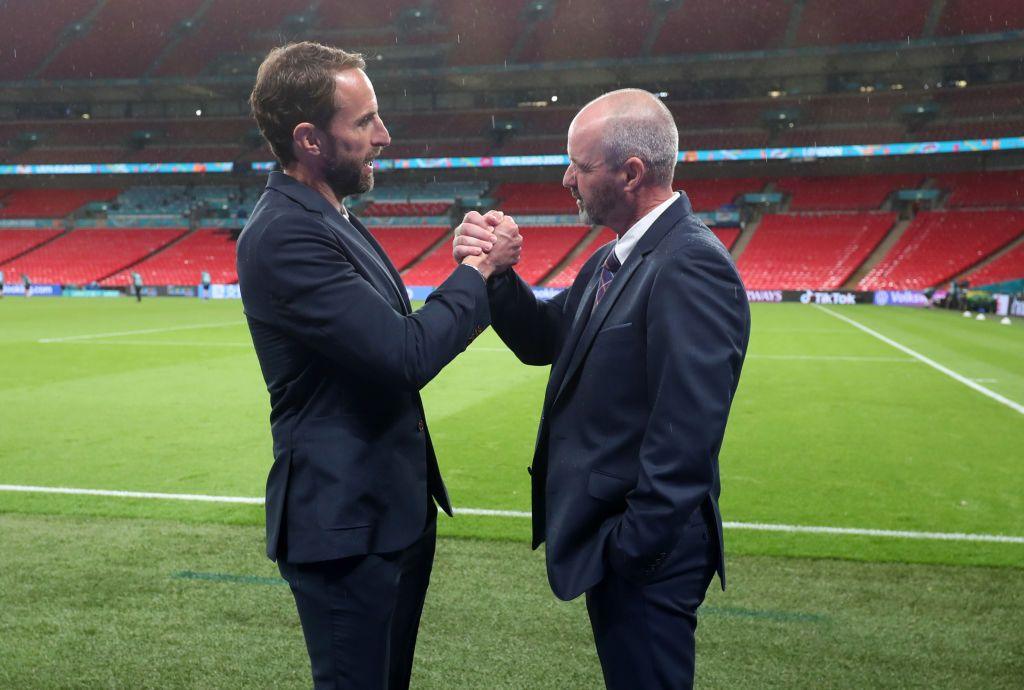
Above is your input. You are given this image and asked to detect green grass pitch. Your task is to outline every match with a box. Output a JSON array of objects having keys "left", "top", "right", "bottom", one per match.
[{"left": 1, "top": 297, "right": 1022, "bottom": 687}]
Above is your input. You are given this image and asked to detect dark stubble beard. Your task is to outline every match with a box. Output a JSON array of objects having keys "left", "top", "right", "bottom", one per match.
[{"left": 323, "top": 139, "right": 378, "bottom": 199}]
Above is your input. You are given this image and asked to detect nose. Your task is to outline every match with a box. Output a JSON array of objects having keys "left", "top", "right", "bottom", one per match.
[
  {"left": 562, "top": 164, "right": 574, "bottom": 188},
  {"left": 373, "top": 117, "right": 391, "bottom": 148}
]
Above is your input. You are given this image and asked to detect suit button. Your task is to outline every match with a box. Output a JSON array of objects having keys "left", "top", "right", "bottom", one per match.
[{"left": 417, "top": 419, "right": 425, "bottom": 432}]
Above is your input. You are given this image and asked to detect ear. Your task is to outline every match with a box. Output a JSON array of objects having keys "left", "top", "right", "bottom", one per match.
[
  {"left": 292, "top": 122, "right": 322, "bottom": 159},
  {"left": 622, "top": 156, "right": 645, "bottom": 192}
]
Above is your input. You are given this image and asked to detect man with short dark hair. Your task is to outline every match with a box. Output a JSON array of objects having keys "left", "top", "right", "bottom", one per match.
[
  {"left": 237, "top": 42, "right": 520, "bottom": 689},
  {"left": 457, "top": 89, "right": 750, "bottom": 688}
]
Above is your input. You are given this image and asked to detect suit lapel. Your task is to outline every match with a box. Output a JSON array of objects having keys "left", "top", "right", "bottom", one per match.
[
  {"left": 552, "top": 252, "right": 643, "bottom": 405},
  {"left": 265, "top": 172, "right": 410, "bottom": 314},
  {"left": 348, "top": 213, "right": 411, "bottom": 313},
  {"left": 547, "top": 195, "right": 692, "bottom": 407},
  {"left": 542, "top": 245, "right": 609, "bottom": 408}
]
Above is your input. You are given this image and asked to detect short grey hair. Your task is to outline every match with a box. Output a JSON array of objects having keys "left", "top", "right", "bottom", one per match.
[{"left": 594, "top": 89, "right": 678, "bottom": 186}]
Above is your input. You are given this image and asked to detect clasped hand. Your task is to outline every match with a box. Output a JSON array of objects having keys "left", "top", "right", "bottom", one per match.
[{"left": 453, "top": 210, "right": 522, "bottom": 280}]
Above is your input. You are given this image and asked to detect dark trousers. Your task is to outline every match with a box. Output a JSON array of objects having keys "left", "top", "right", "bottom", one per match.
[
  {"left": 277, "top": 508, "right": 437, "bottom": 690},
  {"left": 586, "top": 513, "right": 717, "bottom": 690}
]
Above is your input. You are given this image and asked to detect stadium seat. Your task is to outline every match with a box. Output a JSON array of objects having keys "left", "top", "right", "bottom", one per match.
[
  {"left": 775, "top": 174, "right": 923, "bottom": 211},
  {"left": 857, "top": 210, "right": 1024, "bottom": 290},
  {"left": 793, "top": 0, "right": 930, "bottom": 46},
  {"left": 1, "top": 228, "right": 187, "bottom": 285},
  {"left": 738, "top": 212, "right": 897, "bottom": 289},
  {"left": 0, "top": 189, "right": 119, "bottom": 218},
  {"left": 964, "top": 241, "right": 1024, "bottom": 287},
  {"left": 101, "top": 228, "right": 238, "bottom": 286},
  {"left": 0, "top": 229, "right": 65, "bottom": 264},
  {"left": 368, "top": 226, "right": 448, "bottom": 272},
  {"left": 495, "top": 183, "right": 577, "bottom": 215},
  {"left": 934, "top": 171, "right": 1024, "bottom": 208},
  {"left": 674, "top": 178, "right": 765, "bottom": 212}
]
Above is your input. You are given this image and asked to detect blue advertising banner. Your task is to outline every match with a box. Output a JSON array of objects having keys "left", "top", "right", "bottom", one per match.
[{"left": 2, "top": 283, "right": 62, "bottom": 297}]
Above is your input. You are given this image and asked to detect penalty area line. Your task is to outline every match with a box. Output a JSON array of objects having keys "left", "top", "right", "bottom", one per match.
[
  {"left": 2, "top": 484, "right": 1022, "bottom": 544},
  {"left": 815, "top": 306, "right": 1024, "bottom": 416}
]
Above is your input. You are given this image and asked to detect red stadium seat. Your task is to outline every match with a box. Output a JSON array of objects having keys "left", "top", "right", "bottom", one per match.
[
  {"left": 857, "top": 210, "right": 1024, "bottom": 290},
  {"left": 738, "top": 212, "right": 897, "bottom": 290},
  {"left": 100, "top": 228, "right": 238, "bottom": 287},
  {"left": 495, "top": 183, "right": 577, "bottom": 215},
  {"left": 2, "top": 228, "right": 186, "bottom": 285},
  {"left": 368, "top": 226, "right": 448, "bottom": 272},
  {"left": 0, "top": 189, "right": 119, "bottom": 218},
  {"left": 775, "top": 174, "right": 922, "bottom": 211},
  {"left": 964, "top": 241, "right": 1024, "bottom": 287},
  {"left": 0, "top": 229, "right": 65, "bottom": 264},
  {"left": 674, "top": 179, "right": 765, "bottom": 212},
  {"left": 934, "top": 171, "right": 1024, "bottom": 208}
]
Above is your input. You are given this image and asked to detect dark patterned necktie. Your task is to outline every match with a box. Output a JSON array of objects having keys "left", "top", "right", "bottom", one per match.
[{"left": 593, "top": 249, "right": 621, "bottom": 311}]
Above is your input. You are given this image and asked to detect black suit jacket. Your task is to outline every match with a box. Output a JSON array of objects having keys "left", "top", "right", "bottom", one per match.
[
  {"left": 237, "top": 172, "right": 489, "bottom": 563},
  {"left": 488, "top": 193, "right": 749, "bottom": 600}
]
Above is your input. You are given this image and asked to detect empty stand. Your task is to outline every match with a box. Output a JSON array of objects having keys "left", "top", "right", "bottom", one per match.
[
  {"left": 0, "top": 229, "right": 65, "bottom": 264},
  {"left": 738, "top": 212, "right": 897, "bottom": 289},
  {"left": 935, "top": 0, "right": 1024, "bottom": 36},
  {"left": 794, "top": 0, "right": 930, "bottom": 46},
  {"left": 0, "top": 189, "right": 118, "bottom": 218},
  {"left": 776, "top": 174, "right": 922, "bottom": 211},
  {"left": 153, "top": 0, "right": 308, "bottom": 77},
  {"left": 713, "top": 228, "right": 741, "bottom": 250},
  {"left": 650, "top": 0, "right": 790, "bottom": 55},
  {"left": 934, "top": 171, "right": 1024, "bottom": 207},
  {"left": 361, "top": 202, "right": 451, "bottom": 217},
  {"left": 0, "top": 0, "right": 96, "bottom": 80},
  {"left": 402, "top": 224, "right": 588, "bottom": 286},
  {"left": 675, "top": 179, "right": 765, "bottom": 211},
  {"left": 857, "top": 210, "right": 1024, "bottom": 290},
  {"left": 1, "top": 228, "right": 186, "bottom": 285},
  {"left": 513, "top": 226, "right": 590, "bottom": 285},
  {"left": 101, "top": 228, "right": 237, "bottom": 286},
  {"left": 964, "top": 241, "right": 1024, "bottom": 286},
  {"left": 495, "top": 183, "right": 577, "bottom": 215},
  {"left": 368, "top": 226, "right": 448, "bottom": 272},
  {"left": 517, "top": 0, "right": 652, "bottom": 63},
  {"left": 40, "top": 0, "right": 204, "bottom": 79},
  {"left": 546, "top": 229, "right": 616, "bottom": 288},
  {"left": 401, "top": 242, "right": 462, "bottom": 286}
]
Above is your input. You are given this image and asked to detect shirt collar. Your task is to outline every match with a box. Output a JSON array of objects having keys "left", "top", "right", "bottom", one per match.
[{"left": 612, "top": 192, "right": 680, "bottom": 265}]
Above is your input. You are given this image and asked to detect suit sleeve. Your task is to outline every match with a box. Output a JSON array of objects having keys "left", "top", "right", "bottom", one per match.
[
  {"left": 254, "top": 213, "right": 490, "bottom": 391},
  {"left": 487, "top": 269, "right": 570, "bottom": 366},
  {"left": 606, "top": 245, "right": 749, "bottom": 584}
]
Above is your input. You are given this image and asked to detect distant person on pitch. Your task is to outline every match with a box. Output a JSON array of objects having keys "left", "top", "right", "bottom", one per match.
[
  {"left": 200, "top": 270, "right": 211, "bottom": 300},
  {"left": 21, "top": 273, "right": 31, "bottom": 298},
  {"left": 456, "top": 89, "right": 750, "bottom": 689},
  {"left": 131, "top": 272, "right": 143, "bottom": 302},
  {"left": 0, "top": 269, "right": 4, "bottom": 298},
  {"left": 237, "top": 41, "right": 520, "bottom": 690}
]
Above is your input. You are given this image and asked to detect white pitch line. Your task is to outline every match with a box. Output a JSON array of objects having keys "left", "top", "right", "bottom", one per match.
[
  {"left": 43, "top": 340, "right": 251, "bottom": 348},
  {"left": 747, "top": 354, "right": 916, "bottom": 362},
  {"left": 38, "top": 321, "right": 243, "bottom": 343},
  {"left": 2, "top": 484, "right": 1022, "bottom": 544},
  {"left": 815, "top": 306, "right": 1024, "bottom": 416},
  {"left": 0, "top": 484, "right": 261, "bottom": 504},
  {"left": 468, "top": 348, "right": 915, "bottom": 362}
]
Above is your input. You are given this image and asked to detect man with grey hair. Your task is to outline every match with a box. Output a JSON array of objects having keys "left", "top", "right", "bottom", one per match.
[{"left": 456, "top": 89, "right": 750, "bottom": 687}]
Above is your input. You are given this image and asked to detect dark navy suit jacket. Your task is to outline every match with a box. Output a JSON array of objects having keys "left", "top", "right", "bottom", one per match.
[
  {"left": 488, "top": 193, "right": 749, "bottom": 600},
  {"left": 237, "top": 172, "right": 489, "bottom": 563}
]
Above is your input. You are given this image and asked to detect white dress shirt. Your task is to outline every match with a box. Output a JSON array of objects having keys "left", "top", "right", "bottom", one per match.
[{"left": 611, "top": 192, "right": 680, "bottom": 265}]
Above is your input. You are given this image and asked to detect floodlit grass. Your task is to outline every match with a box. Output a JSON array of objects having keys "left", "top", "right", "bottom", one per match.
[
  {"left": 1, "top": 297, "right": 1022, "bottom": 687},
  {"left": 0, "top": 514, "right": 1021, "bottom": 689}
]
